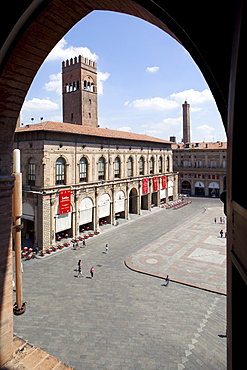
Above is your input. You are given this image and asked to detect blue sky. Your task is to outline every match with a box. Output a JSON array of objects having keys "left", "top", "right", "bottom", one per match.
[{"left": 21, "top": 10, "right": 226, "bottom": 142}]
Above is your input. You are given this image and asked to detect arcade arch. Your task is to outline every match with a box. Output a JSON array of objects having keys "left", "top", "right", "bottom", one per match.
[{"left": 129, "top": 188, "right": 138, "bottom": 214}]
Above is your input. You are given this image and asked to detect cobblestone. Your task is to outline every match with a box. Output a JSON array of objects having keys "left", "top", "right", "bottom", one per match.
[{"left": 14, "top": 198, "right": 226, "bottom": 369}]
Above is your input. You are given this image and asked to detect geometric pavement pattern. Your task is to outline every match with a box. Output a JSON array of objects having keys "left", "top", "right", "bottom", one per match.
[{"left": 125, "top": 206, "right": 226, "bottom": 294}]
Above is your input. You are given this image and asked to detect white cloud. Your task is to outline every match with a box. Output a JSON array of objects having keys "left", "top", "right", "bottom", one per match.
[
  {"left": 117, "top": 126, "right": 132, "bottom": 132},
  {"left": 170, "top": 89, "right": 214, "bottom": 105},
  {"left": 142, "top": 116, "right": 181, "bottom": 132},
  {"left": 45, "top": 38, "right": 98, "bottom": 62},
  {"left": 124, "top": 89, "right": 213, "bottom": 112},
  {"left": 97, "top": 71, "right": 110, "bottom": 95},
  {"left": 43, "top": 73, "right": 62, "bottom": 95},
  {"left": 195, "top": 124, "right": 215, "bottom": 141},
  {"left": 146, "top": 66, "right": 159, "bottom": 73},
  {"left": 22, "top": 98, "right": 59, "bottom": 112},
  {"left": 125, "top": 97, "right": 179, "bottom": 110}
]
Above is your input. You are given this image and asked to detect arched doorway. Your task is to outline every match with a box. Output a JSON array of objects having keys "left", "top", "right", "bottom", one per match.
[
  {"left": 98, "top": 193, "right": 111, "bottom": 224},
  {"left": 79, "top": 196, "right": 94, "bottom": 231},
  {"left": 181, "top": 180, "right": 191, "bottom": 195},
  {"left": 115, "top": 190, "right": 125, "bottom": 219},
  {"left": 129, "top": 188, "right": 138, "bottom": 214},
  {"left": 208, "top": 181, "right": 220, "bottom": 197},
  {"left": 194, "top": 181, "right": 205, "bottom": 196}
]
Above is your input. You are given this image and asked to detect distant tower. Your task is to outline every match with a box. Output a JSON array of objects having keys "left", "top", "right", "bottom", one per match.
[
  {"left": 62, "top": 55, "right": 98, "bottom": 127},
  {"left": 182, "top": 100, "right": 191, "bottom": 143}
]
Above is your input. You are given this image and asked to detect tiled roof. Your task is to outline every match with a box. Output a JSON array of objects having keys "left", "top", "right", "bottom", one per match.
[
  {"left": 171, "top": 141, "right": 227, "bottom": 150},
  {"left": 15, "top": 121, "right": 171, "bottom": 145}
]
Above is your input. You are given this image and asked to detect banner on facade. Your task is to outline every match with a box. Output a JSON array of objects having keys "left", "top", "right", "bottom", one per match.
[
  {"left": 142, "top": 178, "right": 149, "bottom": 194},
  {"left": 59, "top": 189, "right": 71, "bottom": 214},
  {"left": 161, "top": 175, "right": 167, "bottom": 189},
  {"left": 153, "top": 176, "right": 158, "bottom": 192}
]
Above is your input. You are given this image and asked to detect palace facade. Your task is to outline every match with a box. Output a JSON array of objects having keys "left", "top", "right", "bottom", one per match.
[
  {"left": 14, "top": 56, "right": 178, "bottom": 248},
  {"left": 172, "top": 141, "right": 227, "bottom": 196}
]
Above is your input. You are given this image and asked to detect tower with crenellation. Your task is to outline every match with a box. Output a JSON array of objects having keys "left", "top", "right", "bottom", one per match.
[{"left": 62, "top": 55, "right": 98, "bottom": 127}]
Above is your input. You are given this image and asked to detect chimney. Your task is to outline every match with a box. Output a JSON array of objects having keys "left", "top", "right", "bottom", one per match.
[
  {"left": 182, "top": 100, "right": 191, "bottom": 143},
  {"left": 169, "top": 136, "right": 176, "bottom": 143}
]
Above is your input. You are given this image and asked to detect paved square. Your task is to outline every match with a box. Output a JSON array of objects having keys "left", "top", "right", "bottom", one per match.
[
  {"left": 14, "top": 198, "right": 226, "bottom": 369},
  {"left": 125, "top": 206, "right": 226, "bottom": 294}
]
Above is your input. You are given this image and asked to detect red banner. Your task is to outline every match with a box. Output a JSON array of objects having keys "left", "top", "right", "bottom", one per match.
[
  {"left": 59, "top": 189, "right": 71, "bottom": 214},
  {"left": 161, "top": 175, "right": 167, "bottom": 189},
  {"left": 142, "top": 178, "right": 149, "bottom": 194},
  {"left": 153, "top": 176, "right": 158, "bottom": 192}
]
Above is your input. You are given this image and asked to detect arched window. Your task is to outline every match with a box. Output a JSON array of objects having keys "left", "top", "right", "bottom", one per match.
[
  {"left": 79, "top": 157, "right": 87, "bottom": 182},
  {"left": 98, "top": 157, "right": 105, "bottom": 180},
  {"left": 114, "top": 157, "right": 120, "bottom": 178},
  {"left": 28, "top": 157, "right": 35, "bottom": 186},
  {"left": 149, "top": 157, "right": 154, "bottom": 174},
  {"left": 56, "top": 157, "right": 65, "bottom": 185},
  {"left": 166, "top": 156, "right": 170, "bottom": 172},
  {"left": 158, "top": 156, "right": 162, "bottom": 173},
  {"left": 139, "top": 157, "right": 144, "bottom": 176},
  {"left": 127, "top": 157, "right": 133, "bottom": 177}
]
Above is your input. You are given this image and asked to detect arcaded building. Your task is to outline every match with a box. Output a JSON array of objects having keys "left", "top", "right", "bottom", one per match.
[
  {"left": 172, "top": 141, "right": 227, "bottom": 196},
  {"left": 171, "top": 101, "right": 227, "bottom": 196},
  {"left": 14, "top": 56, "right": 178, "bottom": 248}
]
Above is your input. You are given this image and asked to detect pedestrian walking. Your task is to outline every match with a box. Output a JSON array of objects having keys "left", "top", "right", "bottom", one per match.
[
  {"left": 165, "top": 275, "right": 170, "bottom": 286},
  {"left": 77, "top": 259, "right": 83, "bottom": 277},
  {"left": 220, "top": 229, "right": 224, "bottom": 238},
  {"left": 83, "top": 239, "right": 86, "bottom": 247},
  {"left": 90, "top": 266, "right": 95, "bottom": 279},
  {"left": 105, "top": 244, "right": 108, "bottom": 254},
  {"left": 220, "top": 217, "right": 222, "bottom": 223},
  {"left": 214, "top": 217, "right": 217, "bottom": 223}
]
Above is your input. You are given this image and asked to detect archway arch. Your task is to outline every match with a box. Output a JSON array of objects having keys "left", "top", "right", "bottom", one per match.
[
  {"left": 129, "top": 187, "right": 138, "bottom": 214},
  {"left": 0, "top": 1, "right": 242, "bottom": 368}
]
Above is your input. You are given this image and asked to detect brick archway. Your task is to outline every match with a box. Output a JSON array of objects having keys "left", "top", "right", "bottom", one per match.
[{"left": 0, "top": 0, "right": 241, "bottom": 367}]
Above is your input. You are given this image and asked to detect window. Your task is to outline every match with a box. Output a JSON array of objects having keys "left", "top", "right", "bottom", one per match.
[
  {"left": 139, "top": 157, "right": 144, "bottom": 175},
  {"left": 158, "top": 156, "right": 162, "bottom": 173},
  {"left": 28, "top": 158, "right": 35, "bottom": 186},
  {"left": 183, "top": 160, "right": 191, "bottom": 167},
  {"left": 166, "top": 156, "right": 170, "bottom": 172},
  {"left": 79, "top": 157, "right": 87, "bottom": 182},
  {"left": 98, "top": 157, "right": 105, "bottom": 180},
  {"left": 127, "top": 157, "right": 133, "bottom": 177},
  {"left": 56, "top": 157, "right": 65, "bottom": 185},
  {"left": 114, "top": 157, "right": 120, "bottom": 178},
  {"left": 149, "top": 157, "right": 154, "bottom": 174}
]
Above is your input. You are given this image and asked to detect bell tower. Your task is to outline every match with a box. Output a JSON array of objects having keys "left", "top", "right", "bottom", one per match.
[
  {"left": 182, "top": 100, "right": 191, "bottom": 144},
  {"left": 62, "top": 55, "right": 98, "bottom": 127}
]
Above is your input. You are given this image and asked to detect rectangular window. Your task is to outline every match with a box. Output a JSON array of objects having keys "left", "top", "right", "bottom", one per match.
[
  {"left": 28, "top": 163, "right": 35, "bottom": 186},
  {"left": 80, "top": 162, "right": 87, "bottom": 182},
  {"left": 114, "top": 160, "right": 120, "bottom": 178},
  {"left": 139, "top": 160, "right": 144, "bottom": 176},
  {"left": 56, "top": 164, "right": 65, "bottom": 185},
  {"left": 98, "top": 161, "right": 105, "bottom": 180}
]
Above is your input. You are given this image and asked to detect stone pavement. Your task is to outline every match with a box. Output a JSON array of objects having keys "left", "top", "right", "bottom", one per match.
[
  {"left": 125, "top": 206, "right": 226, "bottom": 294},
  {"left": 13, "top": 198, "right": 226, "bottom": 369}
]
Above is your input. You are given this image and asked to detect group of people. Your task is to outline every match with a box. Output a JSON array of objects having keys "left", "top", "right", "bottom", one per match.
[
  {"left": 214, "top": 216, "right": 226, "bottom": 224},
  {"left": 76, "top": 244, "right": 109, "bottom": 279},
  {"left": 77, "top": 260, "right": 95, "bottom": 279}
]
